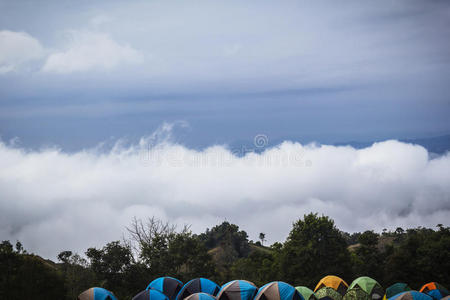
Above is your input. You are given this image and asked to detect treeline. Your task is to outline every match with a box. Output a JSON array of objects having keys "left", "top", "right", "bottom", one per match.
[{"left": 1, "top": 213, "right": 449, "bottom": 300}]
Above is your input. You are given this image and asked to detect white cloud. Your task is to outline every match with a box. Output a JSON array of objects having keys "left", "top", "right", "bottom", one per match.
[
  {"left": 0, "top": 30, "right": 44, "bottom": 73},
  {"left": 42, "top": 31, "right": 143, "bottom": 73},
  {"left": 0, "top": 126, "right": 449, "bottom": 258}
]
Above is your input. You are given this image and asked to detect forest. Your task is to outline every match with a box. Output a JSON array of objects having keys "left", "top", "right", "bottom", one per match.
[{"left": 1, "top": 213, "right": 449, "bottom": 300}]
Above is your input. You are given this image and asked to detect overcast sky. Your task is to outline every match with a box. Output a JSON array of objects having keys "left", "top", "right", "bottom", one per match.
[
  {"left": 1, "top": 0, "right": 450, "bottom": 258},
  {"left": 1, "top": 0, "right": 450, "bottom": 148}
]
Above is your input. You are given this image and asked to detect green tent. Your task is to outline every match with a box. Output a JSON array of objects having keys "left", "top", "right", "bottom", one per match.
[
  {"left": 316, "top": 287, "right": 343, "bottom": 300},
  {"left": 296, "top": 287, "right": 317, "bottom": 300},
  {"left": 385, "top": 283, "right": 411, "bottom": 299},
  {"left": 349, "top": 277, "right": 384, "bottom": 300},
  {"left": 343, "top": 286, "right": 370, "bottom": 300}
]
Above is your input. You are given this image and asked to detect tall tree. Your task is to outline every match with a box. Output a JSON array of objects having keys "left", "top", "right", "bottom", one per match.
[
  {"left": 259, "top": 233, "right": 266, "bottom": 245},
  {"left": 199, "top": 221, "right": 250, "bottom": 257},
  {"left": 277, "top": 213, "right": 352, "bottom": 286},
  {"left": 57, "top": 250, "right": 96, "bottom": 300},
  {"left": 351, "top": 230, "right": 383, "bottom": 280},
  {"left": 125, "top": 217, "right": 216, "bottom": 282},
  {"left": 231, "top": 246, "right": 277, "bottom": 286},
  {"left": 86, "top": 241, "right": 134, "bottom": 299}
]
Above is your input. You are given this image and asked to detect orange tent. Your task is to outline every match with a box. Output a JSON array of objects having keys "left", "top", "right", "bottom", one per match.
[
  {"left": 420, "top": 283, "right": 449, "bottom": 300},
  {"left": 420, "top": 283, "right": 446, "bottom": 293},
  {"left": 314, "top": 276, "right": 349, "bottom": 296}
]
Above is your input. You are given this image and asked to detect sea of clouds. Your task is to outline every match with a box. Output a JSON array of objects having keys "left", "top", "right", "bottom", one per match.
[{"left": 1, "top": 124, "right": 449, "bottom": 259}]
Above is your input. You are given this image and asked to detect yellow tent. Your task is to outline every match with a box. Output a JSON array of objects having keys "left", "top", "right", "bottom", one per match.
[{"left": 314, "top": 276, "right": 349, "bottom": 296}]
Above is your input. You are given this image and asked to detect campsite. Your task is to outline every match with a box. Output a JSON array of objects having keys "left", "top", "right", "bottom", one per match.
[{"left": 1, "top": 214, "right": 449, "bottom": 299}]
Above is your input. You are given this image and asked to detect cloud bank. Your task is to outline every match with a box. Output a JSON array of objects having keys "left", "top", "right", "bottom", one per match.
[{"left": 1, "top": 127, "right": 449, "bottom": 258}]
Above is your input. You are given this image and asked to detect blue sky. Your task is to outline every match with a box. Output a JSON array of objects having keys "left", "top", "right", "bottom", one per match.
[
  {"left": 1, "top": 0, "right": 450, "bottom": 150},
  {"left": 1, "top": 1, "right": 450, "bottom": 258}
]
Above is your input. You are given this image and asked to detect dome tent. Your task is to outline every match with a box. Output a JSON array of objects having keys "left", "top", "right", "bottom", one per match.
[
  {"left": 315, "top": 287, "right": 343, "bottom": 300},
  {"left": 217, "top": 280, "right": 258, "bottom": 300},
  {"left": 296, "top": 286, "right": 317, "bottom": 300},
  {"left": 420, "top": 283, "right": 449, "bottom": 300},
  {"left": 185, "top": 293, "right": 218, "bottom": 300},
  {"left": 133, "top": 289, "right": 171, "bottom": 300},
  {"left": 388, "top": 291, "right": 433, "bottom": 300},
  {"left": 426, "top": 293, "right": 447, "bottom": 300},
  {"left": 343, "top": 286, "right": 370, "bottom": 300},
  {"left": 385, "top": 283, "right": 411, "bottom": 300},
  {"left": 349, "top": 277, "right": 384, "bottom": 300},
  {"left": 176, "top": 278, "right": 220, "bottom": 300},
  {"left": 78, "top": 287, "right": 117, "bottom": 300},
  {"left": 147, "top": 277, "right": 184, "bottom": 300},
  {"left": 315, "top": 276, "right": 349, "bottom": 296},
  {"left": 255, "top": 281, "right": 304, "bottom": 300}
]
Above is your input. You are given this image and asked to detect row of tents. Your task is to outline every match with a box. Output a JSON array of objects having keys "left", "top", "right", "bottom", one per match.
[{"left": 77, "top": 275, "right": 450, "bottom": 300}]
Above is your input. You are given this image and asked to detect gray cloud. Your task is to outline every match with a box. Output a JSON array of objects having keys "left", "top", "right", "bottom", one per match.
[
  {"left": 0, "top": 30, "right": 44, "bottom": 73},
  {"left": 0, "top": 125, "right": 449, "bottom": 259},
  {"left": 41, "top": 30, "right": 143, "bottom": 73},
  {"left": 1, "top": 1, "right": 449, "bottom": 149},
  {"left": 1, "top": 1, "right": 450, "bottom": 90}
]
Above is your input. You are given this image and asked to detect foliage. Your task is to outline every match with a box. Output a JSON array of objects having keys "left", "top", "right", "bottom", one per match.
[
  {"left": 198, "top": 221, "right": 251, "bottom": 282},
  {"left": 351, "top": 230, "right": 384, "bottom": 281},
  {"left": 277, "top": 213, "right": 352, "bottom": 286},
  {"left": 126, "top": 217, "right": 216, "bottom": 282},
  {"left": 57, "top": 251, "right": 96, "bottom": 300},
  {"left": 384, "top": 225, "right": 450, "bottom": 288},
  {"left": 0, "top": 241, "right": 66, "bottom": 300},
  {"left": 231, "top": 244, "right": 278, "bottom": 286},
  {"left": 85, "top": 241, "right": 134, "bottom": 298},
  {"left": 199, "top": 221, "right": 251, "bottom": 258}
]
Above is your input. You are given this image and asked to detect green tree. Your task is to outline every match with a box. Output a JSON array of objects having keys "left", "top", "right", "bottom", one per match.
[
  {"left": 140, "top": 231, "right": 173, "bottom": 275},
  {"left": 384, "top": 226, "right": 450, "bottom": 288},
  {"left": 57, "top": 250, "right": 96, "bottom": 300},
  {"left": 231, "top": 247, "right": 277, "bottom": 286},
  {"left": 199, "top": 221, "right": 251, "bottom": 258},
  {"left": 277, "top": 213, "right": 352, "bottom": 286},
  {"left": 259, "top": 233, "right": 266, "bottom": 245},
  {"left": 126, "top": 217, "right": 216, "bottom": 282},
  {"left": 198, "top": 221, "right": 250, "bottom": 282},
  {"left": 0, "top": 240, "right": 66, "bottom": 300},
  {"left": 169, "top": 231, "right": 216, "bottom": 282},
  {"left": 86, "top": 241, "right": 134, "bottom": 299},
  {"left": 351, "top": 230, "right": 383, "bottom": 280}
]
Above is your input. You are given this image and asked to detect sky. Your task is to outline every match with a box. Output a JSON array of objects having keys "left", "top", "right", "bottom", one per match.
[{"left": 0, "top": 0, "right": 450, "bottom": 258}]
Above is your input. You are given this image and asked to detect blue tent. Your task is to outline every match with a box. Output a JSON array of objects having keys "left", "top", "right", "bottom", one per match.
[
  {"left": 78, "top": 287, "right": 117, "bottom": 300},
  {"left": 419, "top": 283, "right": 450, "bottom": 300},
  {"left": 133, "top": 289, "right": 171, "bottom": 300},
  {"left": 385, "top": 283, "right": 412, "bottom": 299},
  {"left": 147, "top": 277, "right": 184, "bottom": 300},
  {"left": 176, "top": 278, "right": 220, "bottom": 300},
  {"left": 255, "top": 281, "right": 304, "bottom": 300},
  {"left": 217, "top": 280, "right": 258, "bottom": 300},
  {"left": 389, "top": 291, "right": 433, "bottom": 300},
  {"left": 427, "top": 290, "right": 450, "bottom": 300}
]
